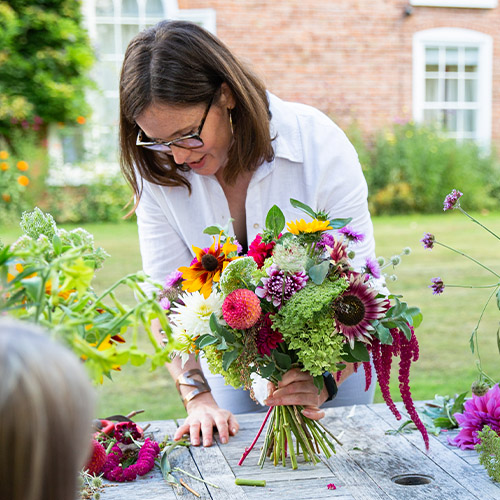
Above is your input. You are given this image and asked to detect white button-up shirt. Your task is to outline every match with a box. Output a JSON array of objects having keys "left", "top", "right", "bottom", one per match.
[{"left": 136, "top": 93, "right": 375, "bottom": 295}]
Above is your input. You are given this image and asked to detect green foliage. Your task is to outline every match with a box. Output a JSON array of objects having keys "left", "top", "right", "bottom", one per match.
[
  {"left": 419, "top": 393, "right": 467, "bottom": 435},
  {"left": 346, "top": 121, "right": 500, "bottom": 215},
  {"left": 0, "top": 207, "right": 179, "bottom": 384},
  {"left": 0, "top": 0, "right": 95, "bottom": 143},
  {"left": 475, "top": 426, "right": 500, "bottom": 482}
]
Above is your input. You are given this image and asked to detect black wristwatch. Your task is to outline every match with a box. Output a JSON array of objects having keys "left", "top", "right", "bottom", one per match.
[{"left": 322, "top": 371, "right": 338, "bottom": 402}]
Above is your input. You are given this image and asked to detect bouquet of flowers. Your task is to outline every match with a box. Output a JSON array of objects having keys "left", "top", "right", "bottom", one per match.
[
  {"left": 0, "top": 207, "right": 177, "bottom": 383},
  {"left": 162, "top": 199, "right": 428, "bottom": 468}
]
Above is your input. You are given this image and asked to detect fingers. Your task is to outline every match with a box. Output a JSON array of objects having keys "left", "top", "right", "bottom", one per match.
[
  {"left": 228, "top": 414, "right": 239, "bottom": 436},
  {"left": 302, "top": 406, "right": 325, "bottom": 420}
]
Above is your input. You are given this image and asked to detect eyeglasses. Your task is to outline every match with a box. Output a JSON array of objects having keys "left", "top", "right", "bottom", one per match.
[{"left": 136, "top": 93, "right": 215, "bottom": 153}]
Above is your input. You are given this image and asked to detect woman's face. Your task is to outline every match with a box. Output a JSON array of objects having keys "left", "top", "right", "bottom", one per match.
[{"left": 135, "top": 85, "right": 235, "bottom": 179}]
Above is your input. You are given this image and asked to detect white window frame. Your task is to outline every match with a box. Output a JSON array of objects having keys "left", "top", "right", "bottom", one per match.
[
  {"left": 48, "top": 0, "right": 216, "bottom": 184},
  {"left": 413, "top": 27, "right": 492, "bottom": 146},
  {"left": 410, "top": 0, "right": 497, "bottom": 8}
]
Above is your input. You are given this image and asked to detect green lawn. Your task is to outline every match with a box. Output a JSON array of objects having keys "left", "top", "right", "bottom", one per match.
[{"left": 2, "top": 212, "right": 499, "bottom": 420}]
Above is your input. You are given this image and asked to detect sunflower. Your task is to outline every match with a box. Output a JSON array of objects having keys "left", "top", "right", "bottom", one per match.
[
  {"left": 332, "top": 273, "right": 390, "bottom": 346},
  {"left": 287, "top": 218, "right": 332, "bottom": 235},
  {"left": 178, "top": 234, "right": 238, "bottom": 298}
]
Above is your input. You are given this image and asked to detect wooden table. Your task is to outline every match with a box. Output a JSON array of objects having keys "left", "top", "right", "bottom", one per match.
[{"left": 100, "top": 403, "right": 500, "bottom": 500}]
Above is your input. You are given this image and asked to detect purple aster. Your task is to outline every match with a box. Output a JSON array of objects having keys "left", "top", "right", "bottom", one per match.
[
  {"left": 316, "top": 232, "right": 335, "bottom": 251},
  {"left": 255, "top": 264, "right": 308, "bottom": 307},
  {"left": 449, "top": 384, "right": 500, "bottom": 450},
  {"left": 159, "top": 296, "right": 171, "bottom": 310},
  {"left": 443, "top": 189, "right": 463, "bottom": 211},
  {"left": 364, "top": 257, "right": 381, "bottom": 279},
  {"left": 429, "top": 277, "right": 445, "bottom": 295},
  {"left": 164, "top": 270, "right": 183, "bottom": 288},
  {"left": 338, "top": 226, "right": 365, "bottom": 243},
  {"left": 421, "top": 232, "right": 435, "bottom": 250}
]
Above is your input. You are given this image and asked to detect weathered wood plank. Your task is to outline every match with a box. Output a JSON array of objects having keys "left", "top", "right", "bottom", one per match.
[{"left": 369, "top": 402, "right": 500, "bottom": 500}]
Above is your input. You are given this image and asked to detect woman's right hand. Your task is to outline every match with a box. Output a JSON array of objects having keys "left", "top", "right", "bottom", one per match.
[{"left": 173, "top": 392, "right": 239, "bottom": 447}]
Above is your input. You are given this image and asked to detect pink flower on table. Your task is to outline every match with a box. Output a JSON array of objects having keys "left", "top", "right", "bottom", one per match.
[{"left": 449, "top": 384, "right": 500, "bottom": 450}]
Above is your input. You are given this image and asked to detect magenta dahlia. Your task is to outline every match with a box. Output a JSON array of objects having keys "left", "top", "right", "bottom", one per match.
[
  {"left": 449, "top": 384, "right": 500, "bottom": 450},
  {"left": 256, "top": 313, "right": 283, "bottom": 356},
  {"left": 255, "top": 265, "right": 308, "bottom": 307},
  {"left": 248, "top": 233, "right": 276, "bottom": 268},
  {"left": 222, "top": 288, "right": 262, "bottom": 329},
  {"left": 332, "top": 273, "right": 390, "bottom": 345}
]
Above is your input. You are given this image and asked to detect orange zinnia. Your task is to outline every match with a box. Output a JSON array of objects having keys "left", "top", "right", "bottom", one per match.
[
  {"left": 16, "top": 160, "right": 29, "bottom": 171},
  {"left": 2, "top": 193, "right": 11, "bottom": 202},
  {"left": 0, "top": 150, "right": 8, "bottom": 160},
  {"left": 17, "top": 175, "right": 29, "bottom": 186},
  {"left": 178, "top": 234, "right": 238, "bottom": 298},
  {"left": 76, "top": 116, "right": 86, "bottom": 125},
  {"left": 0, "top": 162, "right": 8, "bottom": 171}
]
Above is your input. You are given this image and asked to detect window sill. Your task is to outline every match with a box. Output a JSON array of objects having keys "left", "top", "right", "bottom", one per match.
[{"left": 410, "top": 0, "right": 497, "bottom": 8}]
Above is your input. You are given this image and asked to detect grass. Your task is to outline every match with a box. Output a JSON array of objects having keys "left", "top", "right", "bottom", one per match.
[{"left": 2, "top": 211, "right": 499, "bottom": 420}]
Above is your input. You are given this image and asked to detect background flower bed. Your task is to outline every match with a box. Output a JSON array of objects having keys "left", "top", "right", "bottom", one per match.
[{"left": 4, "top": 213, "right": 498, "bottom": 420}]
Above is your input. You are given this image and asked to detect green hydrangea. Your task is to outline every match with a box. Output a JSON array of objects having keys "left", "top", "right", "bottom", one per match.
[
  {"left": 20, "top": 207, "right": 57, "bottom": 240},
  {"left": 219, "top": 257, "right": 258, "bottom": 295},
  {"left": 476, "top": 426, "right": 500, "bottom": 482},
  {"left": 203, "top": 344, "right": 244, "bottom": 389}
]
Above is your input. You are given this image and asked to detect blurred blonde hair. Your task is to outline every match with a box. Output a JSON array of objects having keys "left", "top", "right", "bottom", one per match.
[{"left": 0, "top": 318, "right": 96, "bottom": 500}]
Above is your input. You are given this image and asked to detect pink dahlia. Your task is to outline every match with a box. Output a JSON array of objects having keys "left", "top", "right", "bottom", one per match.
[
  {"left": 333, "top": 273, "right": 390, "bottom": 345},
  {"left": 248, "top": 233, "right": 276, "bottom": 268},
  {"left": 222, "top": 288, "right": 262, "bottom": 329},
  {"left": 255, "top": 265, "right": 308, "bottom": 308},
  {"left": 256, "top": 313, "right": 283, "bottom": 356},
  {"left": 449, "top": 384, "right": 500, "bottom": 450}
]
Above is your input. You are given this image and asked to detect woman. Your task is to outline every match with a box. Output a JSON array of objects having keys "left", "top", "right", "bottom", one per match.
[
  {"left": 120, "top": 20, "right": 377, "bottom": 448},
  {"left": 0, "top": 318, "right": 95, "bottom": 500}
]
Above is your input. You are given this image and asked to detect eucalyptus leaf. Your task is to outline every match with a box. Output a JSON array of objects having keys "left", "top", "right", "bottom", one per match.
[
  {"left": 329, "top": 217, "right": 352, "bottom": 230},
  {"left": 308, "top": 260, "right": 330, "bottom": 285},
  {"left": 265, "top": 205, "right": 285, "bottom": 237},
  {"left": 289, "top": 198, "right": 317, "bottom": 219},
  {"left": 222, "top": 349, "right": 239, "bottom": 371},
  {"left": 197, "top": 334, "right": 218, "bottom": 349}
]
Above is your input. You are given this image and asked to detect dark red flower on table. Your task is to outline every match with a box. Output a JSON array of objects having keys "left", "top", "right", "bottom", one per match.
[
  {"left": 113, "top": 421, "right": 143, "bottom": 444},
  {"left": 256, "top": 313, "right": 283, "bottom": 356},
  {"left": 84, "top": 440, "right": 107, "bottom": 475},
  {"left": 248, "top": 233, "right": 276, "bottom": 268}
]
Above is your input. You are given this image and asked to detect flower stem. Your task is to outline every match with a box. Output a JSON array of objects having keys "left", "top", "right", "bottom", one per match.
[
  {"left": 435, "top": 241, "right": 500, "bottom": 278},
  {"left": 458, "top": 207, "right": 500, "bottom": 242},
  {"left": 173, "top": 467, "right": 220, "bottom": 488},
  {"left": 239, "top": 405, "right": 274, "bottom": 466}
]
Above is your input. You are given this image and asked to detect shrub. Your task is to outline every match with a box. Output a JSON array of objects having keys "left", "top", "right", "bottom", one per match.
[{"left": 346, "top": 121, "right": 500, "bottom": 215}]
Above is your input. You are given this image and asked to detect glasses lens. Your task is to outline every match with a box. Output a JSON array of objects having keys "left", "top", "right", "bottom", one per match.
[
  {"left": 142, "top": 143, "right": 172, "bottom": 152},
  {"left": 174, "top": 137, "right": 204, "bottom": 149}
]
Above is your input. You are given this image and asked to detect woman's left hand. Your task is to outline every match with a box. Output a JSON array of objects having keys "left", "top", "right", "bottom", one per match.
[
  {"left": 264, "top": 364, "right": 356, "bottom": 420},
  {"left": 264, "top": 368, "right": 328, "bottom": 420}
]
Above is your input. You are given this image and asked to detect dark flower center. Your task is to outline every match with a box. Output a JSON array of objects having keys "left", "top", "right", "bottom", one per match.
[
  {"left": 334, "top": 295, "right": 366, "bottom": 326},
  {"left": 201, "top": 254, "right": 219, "bottom": 271}
]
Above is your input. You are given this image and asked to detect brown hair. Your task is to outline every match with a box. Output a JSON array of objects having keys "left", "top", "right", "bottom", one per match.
[
  {"left": 0, "top": 319, "right": 95, "bottom": 500},
  {"left": 119, "top": 20, "right": 274, "bottom": 201}
]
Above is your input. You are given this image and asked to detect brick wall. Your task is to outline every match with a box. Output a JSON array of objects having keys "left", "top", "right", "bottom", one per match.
[{"left": 178, "top": 0, "right": 500, "bottom": 145}]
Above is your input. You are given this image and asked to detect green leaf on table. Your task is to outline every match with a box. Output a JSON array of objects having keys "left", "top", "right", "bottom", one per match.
[
  {"left": 289, "top": 198, "right": 317, "bottom": 219},
  {"left": 265, "top": 205, "right": 285, "bottom": 237},
  {"left": 451, "top": 391, "right": 467, "bottom": 415},
  {"left": 308, "top": 261, "right": 330, "bottom": 285},
  {"left": 329, "top": 217, "right": 352, "bottom": 230},
  {"left": 342, "top": 341, "right": 370, "bottom": 362},
  {"left": 222, "top": 349, "right": 239, "bottom": 371},
  {"left": 273, "top": 351, "right": 291, "bottom": 370}
]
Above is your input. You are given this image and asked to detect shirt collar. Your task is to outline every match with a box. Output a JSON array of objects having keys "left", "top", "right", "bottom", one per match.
[{"left": 268, "top": 92, "right": 304, "bottom": 164}]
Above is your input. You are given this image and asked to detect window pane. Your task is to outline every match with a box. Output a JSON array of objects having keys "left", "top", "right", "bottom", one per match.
[
  {"left": 93, "top": 62, "right": 120, "bottom": 92},
  {"left": 425, "top": 79, "right": 439, "bottom": 101},
  {"left": 96, "top": 24, "right": 116, "bottom": 55},
  {"left": 146, "top": 0, "right": 164, "bottom": 16},
  {"left": 463, "top": 110, "right": 476, "bottom": 133},
  {"left": 122, "top": 0, "right": 139, "bottom": 16},
  {"left": 444, "top": 79, "right": 458, "bottom": 102},
  {"left": 96, "top": 0, "right": 114, "bottom": 16},
  {"left": 445, "top": 48, "right": 458, "bottom": 72},
  {"left": 423, "top": 109, "right": 440, "bottom": 125},
  {"left": 443, "top": 109, "right": 457, "bottom": 132},
  {"left": 94, "top": 97, "right": 120, "bottom": 127},
  {"left": 425, "top": 47, "right": 439, "bottom": 72},
  {"left": 464, "top": 47, "right": 478, "bottom": 73},
  {"left": 464, "top": 79, "right": 477, "bottom": 102},
  {"left": 122, "top": 24, "right": 140, "bottom": 52},
  {"left": 62, "top": 128, "right": 85, "bottom": 164}
]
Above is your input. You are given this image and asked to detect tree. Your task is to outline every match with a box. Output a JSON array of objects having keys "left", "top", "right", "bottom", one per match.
[{"left": 0, "top": 0, "right": 95, "bottom": 147}]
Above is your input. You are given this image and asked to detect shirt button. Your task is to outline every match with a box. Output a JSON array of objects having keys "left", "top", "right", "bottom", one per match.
[{"left": 253, "top": 223, "right": 259, "bottom": 229}]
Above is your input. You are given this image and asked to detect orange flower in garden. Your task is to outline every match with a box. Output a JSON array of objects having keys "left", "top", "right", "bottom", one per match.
[
  {"left": 16, "top": 160, "right": 29, "bottom": 171},
  {"left": 178, "top": 234, "right": 239, "bottom": 298},
  {"left": 76, "top": 116, "right": 86, "bottom": 125},
  {"left": 2, "top": 193, "right": 11, "bottom": 202},
  {"left": 17, "top": 175, "right": 29, "bottom": 187},
  {"left": 0, "top": 150, "right": 8, "bottom": 160},
  {"left": 0, "top": 162, "right": 8, "bottom": 171}
]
